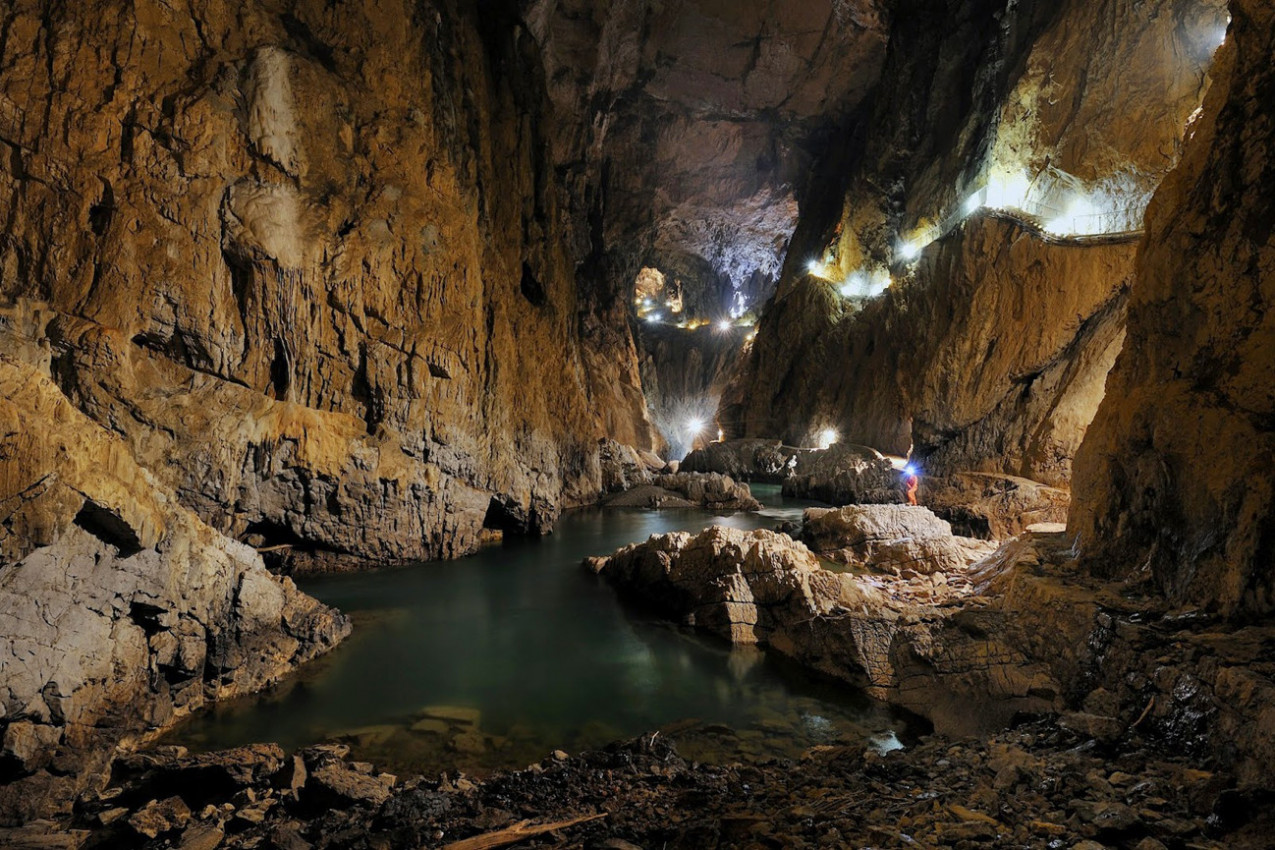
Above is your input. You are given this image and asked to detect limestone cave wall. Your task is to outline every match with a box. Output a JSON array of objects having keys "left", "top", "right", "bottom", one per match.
[
  {"left": 0, "top": 0, "right": 606, "bottom": 567},
  {"left": 1070, "top": 0, "right": 1275, "bottom": 618}
]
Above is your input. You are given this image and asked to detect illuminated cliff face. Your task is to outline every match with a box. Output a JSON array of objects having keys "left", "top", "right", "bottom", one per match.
[{"left": 723, "top": 0, "right": 1226, "bottom": 484}]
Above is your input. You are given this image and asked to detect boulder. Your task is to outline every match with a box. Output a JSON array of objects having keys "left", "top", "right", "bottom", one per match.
[
  {"left": 587, "top": 525, "right": 869, "bottom": 644},
  {"left": 597, "top": 439, "right": 658, "bottom": 494},
  {"left": 305, "top": 763, "right": 393, "bottom": 809},
  {"left": 681, "top": 439, "right": 803, "bottom": 481},
  {"left": 802, "top": 505, "right": 996, "bottom": 574},
  {"left": 781, "top": 444, "right": 901, "bottom": 505}
]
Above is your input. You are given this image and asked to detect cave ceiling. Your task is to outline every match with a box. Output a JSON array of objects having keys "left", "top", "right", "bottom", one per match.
[{"left": 526, "top": 0, "right": 889, "bottom": 313}]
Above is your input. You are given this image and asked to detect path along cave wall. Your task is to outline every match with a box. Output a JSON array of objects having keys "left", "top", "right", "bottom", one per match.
[{"left": 722, "top": 0, "right": 1225, "bottom": 488}]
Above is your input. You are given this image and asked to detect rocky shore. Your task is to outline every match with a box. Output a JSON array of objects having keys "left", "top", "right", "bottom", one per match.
[{"left": 6, "top": 715, "right": 1270, "bottom": 849}]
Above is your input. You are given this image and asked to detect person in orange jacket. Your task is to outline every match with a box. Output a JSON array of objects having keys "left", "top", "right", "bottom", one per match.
[{"left": 903, "top": 464, "right": 920, "bottom": 506}]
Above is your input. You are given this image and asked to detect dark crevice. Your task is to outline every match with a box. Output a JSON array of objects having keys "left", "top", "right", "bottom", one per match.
[{"left": 73, "top": 499, "right": 143, "bottom": 557}]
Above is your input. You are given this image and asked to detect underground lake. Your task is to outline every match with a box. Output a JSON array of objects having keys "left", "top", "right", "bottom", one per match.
[{"left": 163, "top": 485, "right": 917, "bottom": 777}]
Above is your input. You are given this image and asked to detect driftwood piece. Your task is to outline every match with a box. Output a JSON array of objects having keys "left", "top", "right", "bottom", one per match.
[{"left": 438, "top": 812, "right": 607, "bottom": 850}]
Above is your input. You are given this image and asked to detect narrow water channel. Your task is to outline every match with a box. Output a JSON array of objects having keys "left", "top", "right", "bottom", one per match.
[{"left": 165, "top": 486, "right": 916, "bottom": 775}]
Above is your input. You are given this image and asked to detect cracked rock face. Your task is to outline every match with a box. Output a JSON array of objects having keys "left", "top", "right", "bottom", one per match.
[
  {"left": 0, "top": 358, "right": 349, "bottom": 823},
  {"left": 0, "top": 0, "right": 603, "bottom": 566},
  {"left": 1070, "top": 0, "right": 1275, "bottom": 619}
]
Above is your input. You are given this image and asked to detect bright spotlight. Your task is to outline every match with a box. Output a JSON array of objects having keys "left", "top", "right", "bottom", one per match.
[
  {"left": 717, "top": 320, "right": 732, "bottom": 332},
  {"left": 807, "top": 259, "right": 820, "bottom": 273},
  {"left": 686, "top": 417, "right": 705, "bottom": 435},
  {"left": 838, "top": 282, "right": 855, "bottom": 298},
  {"left": 818, "top": 428, "right": 838, "bottom": 450},
  {"left": 898, "top": 240, "right": 921, "bottom": 262},
  {"left": 963, "top": 194, "right": 981, "bottom": 215},
  {"left": 903, "top": 464, "right": 918, "bottom": 477},
  {"left": 647, "top": 312, "right": 662, "bottom": 323},
  {"left": 985, "top": 171, "right": 1031, "bottom": 210}
]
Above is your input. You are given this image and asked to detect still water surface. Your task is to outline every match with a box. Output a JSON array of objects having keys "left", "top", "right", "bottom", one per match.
[{"left": 165, "top": 486, "right": 914, "bottom": 775}]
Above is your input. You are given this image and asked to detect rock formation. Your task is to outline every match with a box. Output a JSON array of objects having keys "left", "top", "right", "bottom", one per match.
[
  {"left": 722, "top": 0, "right": 1224, "bottom": 488},
  {"left": 1070, "top": 0, "right": 1275, "bottom": 619},
  {"left": 802, "top": 505, "right": 996, "bottom": 574},
  {"left": 0, "top": 357, "right": 349, "bottom": 822},
  {"left": 601, "top": 473, "right": 761, "bottom": 512},
  {"left": 0, "top": 0, "right": 607, "bottom": 571}
]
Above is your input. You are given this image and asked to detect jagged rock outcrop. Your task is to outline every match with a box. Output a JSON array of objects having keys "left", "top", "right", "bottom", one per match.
[
  {"left": 682, "top": 438, "right": 903, "bottom": 505},
  {"left": 601, "top": 473, "right": 760, "bottom": 511},
  {"left": 585, "top": 526, "right": 872, "bottom": 645},
  {"left": 681, "top": 439, "right": 802, "bottom": 481},
  {"left": 722, "top": 0, "right": 1223, "bottom": 486},
  {"left": 802, "top": 505, "right": 996, "bottom": 574},
  {"left": 1070, "top": 0, "right": 1275, "bottom": 618},
  {"left": 779, "top": 442, "right": 901, "bottom": 504},
  {"left": 596, "top": 439, "right": 664, "bottom": 494},
  {"left": 924, "top": 472, "right": 1071, "bottom": 539},
  {"left": 0, "top": 0, "right": 607, "bottom": 568},
  {"left": 0, "top": 358, "right": 349, "bottom": 823},
  {"left": 586, "top": 525, "right": 1061, "bottom": 732}
]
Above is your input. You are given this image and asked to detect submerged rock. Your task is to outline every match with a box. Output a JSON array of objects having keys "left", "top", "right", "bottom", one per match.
[{"left": 601, "top": 473, "right": 761, "bottom": 511}]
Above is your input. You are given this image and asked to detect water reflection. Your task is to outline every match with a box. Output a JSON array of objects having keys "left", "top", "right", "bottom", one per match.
[{"left": 164, "top": 486, "right": 917, "bottom": 775}]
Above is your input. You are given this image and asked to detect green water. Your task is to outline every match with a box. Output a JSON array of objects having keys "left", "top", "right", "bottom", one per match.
[{"left": 165, "top": 486, "right": 914, "bottom": 775}]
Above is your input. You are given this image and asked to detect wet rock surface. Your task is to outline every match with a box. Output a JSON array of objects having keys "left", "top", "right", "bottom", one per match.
[{"left": 10, "top": 718, "right": 1273, "bottom": 849}]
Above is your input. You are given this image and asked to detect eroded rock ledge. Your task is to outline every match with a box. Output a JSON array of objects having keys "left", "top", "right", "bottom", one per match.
[{"left": 0, "top": 358, "right": 350, "bottom": 823}]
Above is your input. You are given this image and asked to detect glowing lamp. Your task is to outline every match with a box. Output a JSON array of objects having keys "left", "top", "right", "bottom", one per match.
[
  {"left": 686, "top": 417, "right": 705, "bottom": 435},
  {"left": 717, "top": 320, "right": 732, "bottom": 332},
  {"left": 818, "top": 428, "right": 838, "bottom": 450},
  {"left": 647, "top": 313, "right": 662, "bottom": 323},
  {"left": 898, "top": 240, "right": 921, "bottom": 262},
  {"left": 903, "top": 464, "right": 918, "bottom": 477}
]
